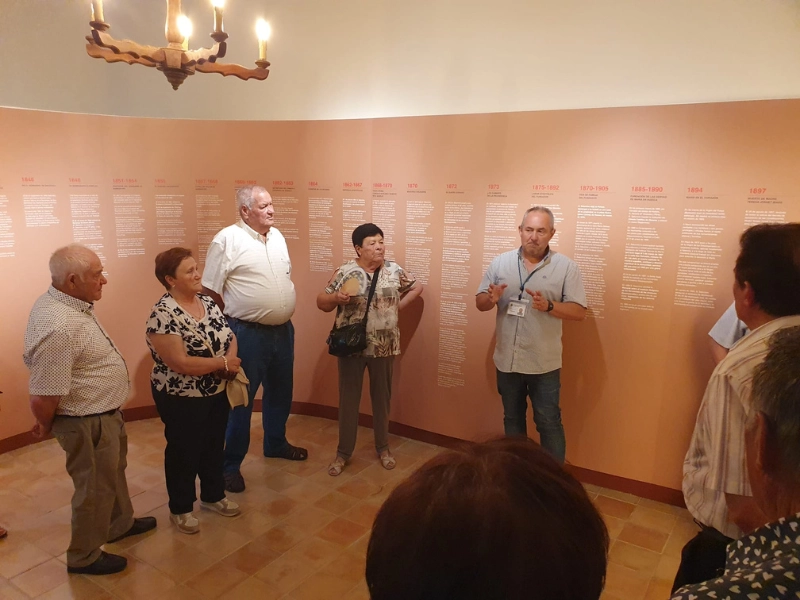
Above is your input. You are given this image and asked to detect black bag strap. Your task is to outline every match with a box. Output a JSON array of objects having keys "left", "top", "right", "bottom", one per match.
[{"left": 361, "top": 266, "right": 381, "bottom": 324}]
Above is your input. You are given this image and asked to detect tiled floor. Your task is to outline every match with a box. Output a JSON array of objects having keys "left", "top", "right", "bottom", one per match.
[{"left": 0, "top": 415, "right": 696, "bottom": 599}]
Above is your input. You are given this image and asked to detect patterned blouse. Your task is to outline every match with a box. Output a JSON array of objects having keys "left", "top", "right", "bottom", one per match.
[
  {"left": 325, "top": 260, "right": 416, "bottom": 358},
  {"left": 146, "top": 293, "right": 233, "bottom": 397},
  {"left": 671, "top": 513, "right": 800, "bottom": 599}
]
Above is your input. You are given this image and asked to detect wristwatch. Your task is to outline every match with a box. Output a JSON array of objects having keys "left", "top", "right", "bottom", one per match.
[{"left": 546, "top": 300, "right": 554, "bottom": 313}]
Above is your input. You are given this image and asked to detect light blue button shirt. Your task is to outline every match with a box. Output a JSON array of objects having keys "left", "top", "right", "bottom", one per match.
[
  {"left": 708, "top": 302, "right": 749, "bottom": 349},
  {"left": 477, "top": 248, "right": 587, "bottom": 374}
]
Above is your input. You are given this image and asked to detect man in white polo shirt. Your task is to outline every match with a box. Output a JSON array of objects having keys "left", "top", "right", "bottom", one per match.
[
  {"left": 202, "top": 185, "right": 306, "bottom": 494},
  {"left": 23, "top": 244, "right": 156, "bottom": 575},
  {"left": 476, "top": 206, "right": 587, "bottom": 464}
]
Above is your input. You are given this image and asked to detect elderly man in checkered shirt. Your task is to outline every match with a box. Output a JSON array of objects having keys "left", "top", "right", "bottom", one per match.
[{"left": 23, "top": 244, "right": 156, "bottom": 576}]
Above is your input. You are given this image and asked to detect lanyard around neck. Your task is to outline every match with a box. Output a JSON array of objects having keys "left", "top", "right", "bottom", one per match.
[{"left": 517, "top": 248, "right": 550, "bottom": 300}]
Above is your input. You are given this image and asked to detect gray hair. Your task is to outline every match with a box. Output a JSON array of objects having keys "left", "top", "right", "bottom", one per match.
[
  {"left": 49, "top": 244, "right": 95, "bottom": 285},
  {"left": 751, "top": 325, "right": 800, "bottom": 483},
  {"left": 521, "top": 206, "right": 555, "bottom": 229},
  {"left": 236, "top": 185, "right": 268, "bottom": 212}
]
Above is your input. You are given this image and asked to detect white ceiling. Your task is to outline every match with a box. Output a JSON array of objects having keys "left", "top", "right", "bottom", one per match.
[{"left": 1, "top": 0, "right": 799, "bottom": 120}]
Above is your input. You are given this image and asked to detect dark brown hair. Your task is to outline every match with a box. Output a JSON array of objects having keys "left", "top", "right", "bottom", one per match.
[
  {"left": 366, "top": 437, "right": 609, "bottom": 600},
  {"left": 154, "top": 247, "right": 193, "bottom": 291},
  {"left": 734, "top": 223, "right": 800, "bottom": 317},
  {"left": 352, "top": 222, "right": 384, "bottom": 249}
]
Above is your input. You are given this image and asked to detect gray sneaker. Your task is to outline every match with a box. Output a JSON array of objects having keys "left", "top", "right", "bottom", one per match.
[
  {"left": 169, "top": 512, "right": 199, "bottom": 534},
  {"left": 200, "top": 497, "right": 241, "bottom": 517}
]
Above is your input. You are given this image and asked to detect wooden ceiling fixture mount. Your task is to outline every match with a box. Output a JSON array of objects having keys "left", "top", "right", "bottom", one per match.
[{"left": 85, "top": 0, "right": 271, "bottom": 91}]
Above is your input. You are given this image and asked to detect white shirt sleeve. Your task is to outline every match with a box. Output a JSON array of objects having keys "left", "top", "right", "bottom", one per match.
[{"left": 201, "top": 237, "right": 229, "bottom": 295}]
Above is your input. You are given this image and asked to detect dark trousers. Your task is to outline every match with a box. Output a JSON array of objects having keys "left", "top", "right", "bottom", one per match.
[
  {"left": 671, "top": 523, "right": 733, "bottom": 592},
  {"left": 152, "top": 385, "right": 230, "bottom": 515},
  {"left": 224, "top": 319, "right": 294, "bottom": 472},
  {"left": 496, "top": 368, "right": 565, "bottom": 463}
]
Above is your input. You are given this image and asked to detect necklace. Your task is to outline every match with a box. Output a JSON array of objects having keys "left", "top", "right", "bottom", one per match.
[{"left": 174, "top": 294, "right": 204, "bottom": 320}]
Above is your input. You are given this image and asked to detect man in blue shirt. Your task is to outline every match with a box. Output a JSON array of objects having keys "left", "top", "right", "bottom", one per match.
[{"left": 476, "top": 206, "right": 587, "bottom": 463}]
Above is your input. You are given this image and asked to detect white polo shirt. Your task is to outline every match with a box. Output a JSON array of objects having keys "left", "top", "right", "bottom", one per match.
[{"left": 202, "top": 221, "right": 296, "bottom": 326}]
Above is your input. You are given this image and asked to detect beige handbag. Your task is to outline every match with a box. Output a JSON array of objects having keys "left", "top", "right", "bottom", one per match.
[{"left": 225, "top": 369, "right": 250, "bottom": 409}]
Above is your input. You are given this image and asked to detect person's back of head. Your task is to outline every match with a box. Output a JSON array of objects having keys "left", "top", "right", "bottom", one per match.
[
  {"left": 366, "top": 437, "right": 609, "bottom": 600},
  {"left": 749, "top": 325, "right": 800, "bottom": 517},
  {"left": 735, "top": 223, "right": 800, "bottom": 318}
]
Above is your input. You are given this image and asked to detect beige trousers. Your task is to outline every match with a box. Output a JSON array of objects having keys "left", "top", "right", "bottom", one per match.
[{"left": 51, "top": 410, "right": 134, "bottom": 567}]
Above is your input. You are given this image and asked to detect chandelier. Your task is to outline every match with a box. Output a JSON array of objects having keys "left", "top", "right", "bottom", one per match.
[{"left": 86, "top": 0, "right": 271, "bottom": 90}]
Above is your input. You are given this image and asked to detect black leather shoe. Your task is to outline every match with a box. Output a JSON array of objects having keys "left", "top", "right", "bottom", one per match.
[
  {"left": 107, "top": 516, "right": 157, "bottom": 543},
  {"left": 224, "top": 471, "right": 245, "bottom": 493},
  {"left": 67, "top": 551, "right": 127, "bottom": 575}
]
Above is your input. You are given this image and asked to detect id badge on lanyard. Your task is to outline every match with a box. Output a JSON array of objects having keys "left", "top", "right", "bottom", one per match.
[{"left": 508, "top": 297, "right": 530, "bottom": 317}]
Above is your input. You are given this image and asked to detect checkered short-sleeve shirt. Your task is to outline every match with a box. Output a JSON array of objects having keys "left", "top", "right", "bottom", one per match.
[{"left": 23, "top": 287, "right": 130, "bottom": 416}]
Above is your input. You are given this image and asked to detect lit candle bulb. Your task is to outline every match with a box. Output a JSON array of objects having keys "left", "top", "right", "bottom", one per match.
[
  {"left": 256, "top": 19, "right": 271, "bottom": 61},
  {"left": 91, "top": 0, "right": 104, "bottom": 22},
  {"left": 178, "top": 15, "right": 193, "bottom": 51},
  {"left": 211, "top": 0, "right": 225, "bottom": 33}
]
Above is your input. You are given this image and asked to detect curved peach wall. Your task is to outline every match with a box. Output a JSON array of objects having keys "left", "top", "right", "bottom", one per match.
[{"left": 2, "top": 101, "right": 799, "bottom": 493}]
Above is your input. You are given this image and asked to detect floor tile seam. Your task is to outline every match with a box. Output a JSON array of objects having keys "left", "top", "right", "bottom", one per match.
[
  {"left": 615, "top": 534, "right": 668, "bottom": 555},
  {"left": 5, "top": 572, "right": 41, "bottom": 597},
  {"left": 292, "top": 575, "right": 364, "bottom": 600},
  {"left": 595, "top": 493, "right": 638, "bottom": 508},
  {"left": 127, "top": 540, "right": 220, "bottom": 581},
  {"left": 253, "top": 560, "right": 319, "bottom": 597},
  {"left": 0, "top": 548, "right": 52, "bottom": 580},
  {"left": 181, "top": 562, "right": 251, "bottom": 596}
]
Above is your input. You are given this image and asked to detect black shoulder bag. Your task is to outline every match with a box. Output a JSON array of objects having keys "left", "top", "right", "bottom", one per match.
[{"left": 326, "top": 267, "right": 380, "bottom": 357}]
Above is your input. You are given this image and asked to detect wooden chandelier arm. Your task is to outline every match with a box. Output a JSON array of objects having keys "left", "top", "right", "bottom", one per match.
[
  {"left": 184, "top": 42, "right": 227, "bottom": 65},
  {"left": 91, "top": 29, "right": 165, "bottom": 63},
  {"left": 86, "top": 41, "right": 160, "bottom": 67},
  {"left": 194, "top": 62, "right": 270, "bottom": 80}
]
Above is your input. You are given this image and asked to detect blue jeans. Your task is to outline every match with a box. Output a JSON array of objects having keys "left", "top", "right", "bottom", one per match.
[
  {"left": 496, "top": 368, "right": 565, "bottom": 463},
  {"left": 224, "top": 319, "right": 294, "bottom": 474}
]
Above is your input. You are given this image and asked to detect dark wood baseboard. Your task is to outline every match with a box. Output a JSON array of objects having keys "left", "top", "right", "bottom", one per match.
[
  {"left": 1, "top": 400, "right": 685, "bottom": 508},
  {"left": 566, "top": 465, "right": 685, "bottom": 507},
  {"left": 0, "top": 431, "right": 39, "bottom": 455},
  {"left": 122, "top": 405, "right": 160, "bottom": 422},
  {"left": 289, "top": 401, "right": 686, "bottom": 508},
  {"left": 0, "top": 405, "right": 161, "bottom": 454}
]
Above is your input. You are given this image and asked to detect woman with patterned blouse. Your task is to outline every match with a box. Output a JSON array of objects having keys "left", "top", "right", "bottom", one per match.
[
  {"left": 146, "top": 247, "right": 243, "bottom": 534},
  {"left": 317, "top": 223, "right": 423, "bottom": 476}
]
